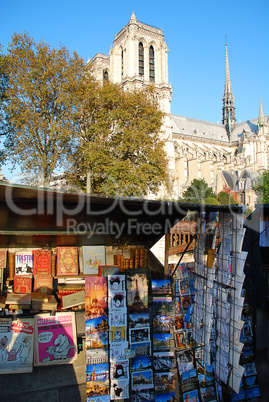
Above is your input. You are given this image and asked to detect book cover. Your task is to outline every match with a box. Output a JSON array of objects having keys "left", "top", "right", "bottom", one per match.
[
  {"left": 33, "top": 249, "right": 52, "bottom": 276},
  {"left": 13, "top": 275, "right": 32, "bottom": 294},
  {"left": 15, "top": 250, "right": 33, "bottom": 275},
  {"left": 32, "top": 295, "right": 58, "bottom": 311},
  {"left": 0, "top": 249, "right": 7, "bottom": 269},
  {"left": 0, "top": 318, "right": 34, "bottom": 374},
  {"left": 98, "top": 265, "right": 119, "bottom": 277},
  {"left": 34, "top": 312, "right": 77, "bottom": 366},
  {"left": 34, "top": 275, "right": 53, "bottom": 294},
  {"left": 31, "top": 292, "right": 49, "bottom": 302},
  {"left": 62, "top": 290, "right": 85, "bottom": 310},
  {"left": 57, "top": 247, "right": 78, "bottom": 276},
  {"left": 82, "top": 245, "right": 106, "bottom": 275},
  {"left": 5, "top": 293, "right": 31, "bottom": 305}
]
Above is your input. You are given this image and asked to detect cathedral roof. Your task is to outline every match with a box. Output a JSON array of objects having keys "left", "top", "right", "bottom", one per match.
[
  {"left": 171, "top": 114, "right": 229, "bottom": 142},
  {"left": 230, "top": 118, "right": 259, "bottom": 141}
]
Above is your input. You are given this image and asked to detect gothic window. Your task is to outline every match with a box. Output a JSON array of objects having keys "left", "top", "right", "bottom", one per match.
[
  {"left": 103, "top": 70, "right": 109, "bottom": 82},
  {"left": 139, "top": 42, "right": 144, "bottom": 76},
  {"left": 149, "top": 45, "right": 155, "bottom": 82},
  {"left": 121, "top": 50, "right": 124, "bottom": 78}
]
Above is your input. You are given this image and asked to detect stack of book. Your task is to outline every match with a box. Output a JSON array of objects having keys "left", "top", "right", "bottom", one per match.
[
  {"left": 5, "top": 293, "right": 31, "bottom": 310},
  {"left": 31, "top": 292, "right": 58, "bottom": 311}
]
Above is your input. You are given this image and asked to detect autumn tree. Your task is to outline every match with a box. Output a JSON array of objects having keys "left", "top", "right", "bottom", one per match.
[
  {"left": 0, "top": 32, "right": 85, "bottom": 186},
  {"left": 69, "top": 79, "right": 171, "bottom": 197}
]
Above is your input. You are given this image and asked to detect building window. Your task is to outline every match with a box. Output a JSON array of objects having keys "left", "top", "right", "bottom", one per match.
[
  {"left": 139, "top": 42, "right": 144, "bottom": 76},
  {"left": 149, "top": 45, "right": 155, "bottom": 82},
  {"left": 103, "top": 70, "right": 109, "bottom": 82},
  {"left": 121, "top": 50, "right": 124, "bottom": 78}
]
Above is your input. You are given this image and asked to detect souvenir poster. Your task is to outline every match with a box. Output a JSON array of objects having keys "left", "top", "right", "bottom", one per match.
[
  {"left": 176, "top": 350, "right": 194, "bottom": 374},
  {"left": 34, "top": 312, "right": 77, "bottom": 366},
  {"left": 110, "top": 359, "right": 129, "bottom": 380},
  {"left": 153, "top": 297, "right": 173, "bottom": 315},
  {"left": 110, "top": 379, "right": 129, "bottom": 400},
  {"left": 130, "top": 342, "right": 151, "bottom": 357},
  {"left": 153, "top": 333, "right": 173, "bottom": 351},
  {"left": 110, "top": 326, "right": 127, "bottom": 343},
  {"left": 151, "top": 279, "right": 172, "bottom": 295},
  {"left": 85, "top": 277, "right": 108, "bottom": 320},
  {"left": 129, "top": 313, "right": 150, "bottom": 328},
  {"left": 131, "top": 355, "right": 152, "bottom": 372},
  {"left": 183, "top": 389, "right": 199, "bottom": 402},
  {"left": 99, "top": 265, "right": 119, "bottom": 277},
  {"left": 153, "top": 351, "right": 175, "bottom": 370},
  {"left": 0, "top": 318, "right": 34, "bottom": 374},
  {"left": 86, "top": 347, "right": 108, "bottom": 365},
  {"left": 109, "top": 311, "right": 127, "bottom": 327},
  {"left": 132, "top": 369, "right": 153, "bottom": 389},
  {"left": 127, "top": 274, "right": 148, "bottom": 313},
  {"left": 132, "top": 386, "right": 155, "bottom": 402},
  {"left": 130, "top": 326, "right": 150, "bottom": 343},
  {"left": 82, "top": 245, "right": 106, "bottom": 275},
  {"left": 153, "top": 315, "right": 173, "bottom": 332},
  {"left": 154, "top": 371, "right": 176, "bottom": 391},
  {"left": 86, "top": 363, "right": 109, "bottom": 397},
  {"left": 15, "top": 250, "right": 33, "bottom": 275},
  {"left": 155, "top": 392, "right": 177, "bottom": 402}
]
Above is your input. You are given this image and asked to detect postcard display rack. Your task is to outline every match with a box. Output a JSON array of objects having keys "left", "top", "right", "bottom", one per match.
[
  {"left": 189, "top": 212, "right": 261, "bottom": 401},
  {"left": 85, "top": 272, "right": 180, "bottom": 402}
]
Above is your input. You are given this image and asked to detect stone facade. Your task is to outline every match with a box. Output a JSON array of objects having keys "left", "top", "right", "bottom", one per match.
[{"left": 88, "top": 13, "right": 269, "bottom": 210}]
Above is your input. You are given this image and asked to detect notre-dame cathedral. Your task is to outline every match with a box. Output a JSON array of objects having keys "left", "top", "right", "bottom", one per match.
[{"left": 89, "top": 12, "right": 269, "bottom": 210}]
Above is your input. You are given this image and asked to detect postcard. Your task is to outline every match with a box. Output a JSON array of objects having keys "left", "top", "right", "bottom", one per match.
[
  {"left": 174, "top": 314, "right": 184, "bottom": 331},
  {"left": 86, "top": 348, "right": 108, "bottom": 365},
  {"left": 155, "top": 371, "right": 176, "bottom": 391},
  {"left": 131, "top": 355, "right": 152, "bottom": 372},
  {"left": 129, "top": 313, "right": 150, "bottom": 328},
  {"left": 153, "top": 315, "right": 173, "bottom": 332},
  {"left": 85, "top": 315, "right": 108, "bottom": 334},
  {"left": 85, "top": 330, "right": 109, "bottom": 350},
  {"left": 85, "top": 276, "right": 108, "bottom": 319},
  {"left": 132, "top": 386, "right": 155, "bottom": 402},
  {"left": 153, "top": 333, "right": 173, "bottom": 351},
  {"left": 110, "top": 359, "right": 129, "bottom": 380},
  {"left": 109, "top": 311, "right": 127, "bottom": 327},
  {"left": 109, "top": 292, "right": 126, "bottom": 311},
  {"left": 127, "top": 274, "right": 148, "bottom": 313},
  {"left": 176, "top": 350, "right": 194, "bottom": 374},
  {"left": 129, "top": 326, "right": 150, "bottom": 343},
  {"left": 155, "top": 392, "right": 177, "bottom": 402},
  {"left": 110, "top": 326, "right": 127, "bottom": 344},
  {"left": 110, "top": 379, "right": 129, "bottom": 400},
  {"left": 86, "top": 363, "right": 109, "bottom": 396},
  {"left": 153, "top": 351, "right": 175, "bottom": 370},
  {"left": 130, "top": 342, "right": 151, "bottom": 357},
  {"left": 132, "top": 370, "right": 153, "bottom": 390},
  {"left": 108, "top": 274, "right": 125, "bottom": 295},
  {"left": 183, "top": 389, "right": 199, "bottom": 402},
  {"left": 87, "top": 396, "right": 110, "bottom": 402},
  {"left": 153, "top": 297, "right": 173, "bottom": 315},
  {"left": 175, "top": 331, "right": 186, "bottom": 350},
  {"left": 109, "top": 341, "right": 129, "bottom": 360},
  {"left": 151, "top": 279, "right": 172, "bottom": 295}
]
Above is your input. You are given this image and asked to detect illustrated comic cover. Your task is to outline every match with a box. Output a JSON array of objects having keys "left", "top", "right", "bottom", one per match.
[
  {"left": 0, "top": 318, "right": 34, "bottom": 374},
  {"left": 34, "top": 312, "right": 77, "bottom": 366}
]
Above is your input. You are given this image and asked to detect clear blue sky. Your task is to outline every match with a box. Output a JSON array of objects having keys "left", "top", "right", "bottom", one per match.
[{"left": 1, "top": 0, "right": 269, "bottom": 179}]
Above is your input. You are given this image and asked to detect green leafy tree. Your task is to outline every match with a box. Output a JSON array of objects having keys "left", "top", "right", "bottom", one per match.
[
  {"left": 69, "top": 80, "right": 171, "bottom": 197},
  {"left": 253, "top": 170, "right": 269, "bottom": 203},
  {"left": 217, "top": 191, "right": 237, "bottom": 205},
  {"left": 181, "top": 178, "right": 217, "bottom": 203},
  {"left": 0, "top": 32, "right": 85, "bottom": 186}
]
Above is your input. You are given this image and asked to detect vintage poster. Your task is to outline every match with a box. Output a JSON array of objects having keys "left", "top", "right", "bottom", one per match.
[
  {"left": 15, "top": 250, "right": 34, "bottom": 275},
  {"left": 127, "top": 274, "right": 148, "bottom": 313},
  {"left": 86, "top": 363, "right": 109, "bottom": 398},
  {"left": 34, "top": 312, "right": 77, "bottom": 366},
  {"left": 151, "top": 279, "right": 172, "bottom": 295},
  {"left": 82, "top": 245, "right": 106, "bottom": 275},
  {"left": 0, "top": 318, "right": 34, "bottom": 374},
  {"left": 85, "top": 277, "right": 108, "bottom": 320}
]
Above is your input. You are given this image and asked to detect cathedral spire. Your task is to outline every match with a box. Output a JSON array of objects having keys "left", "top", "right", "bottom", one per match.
[
  {"left": 222, "top": 42, "right": 236, "bottom": 136},
  {"left": 129, "top": 12, "right": 137, "bottom": 23},
  {"left": 258, "top": 98, "right": 264, "bottom": 126}
]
